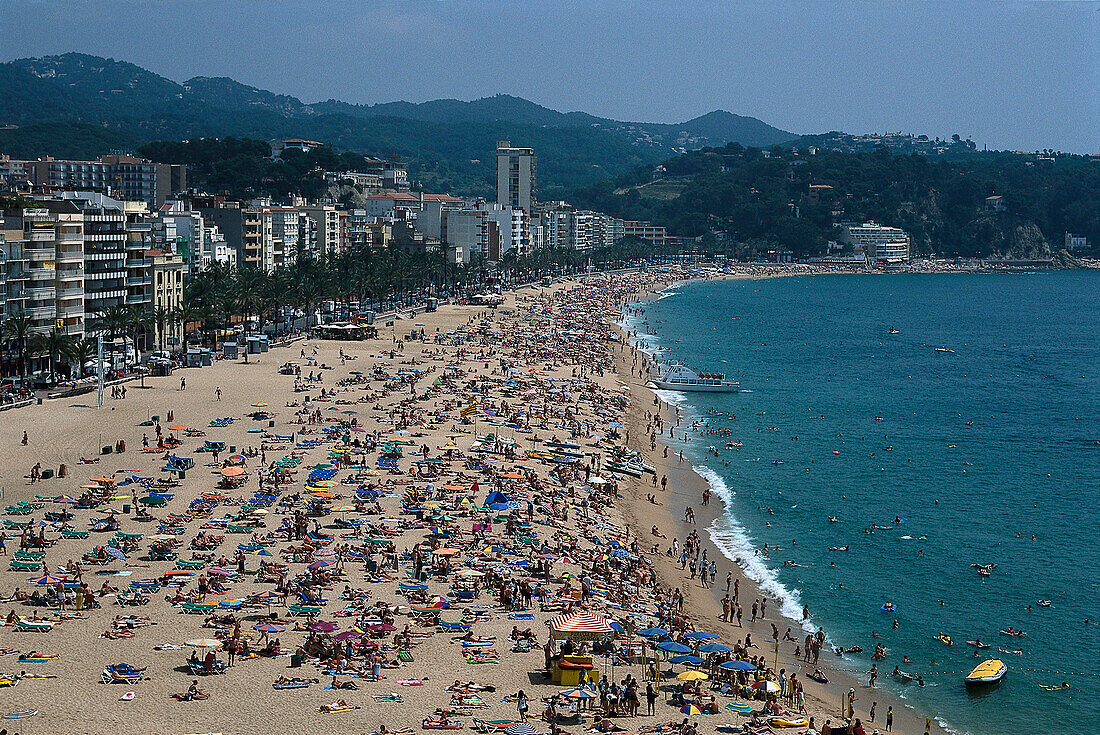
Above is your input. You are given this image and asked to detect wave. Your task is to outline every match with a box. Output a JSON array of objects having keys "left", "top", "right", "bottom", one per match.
[
  {"left": 694, "top": 463, "right": 819, "bottom": 634},
  {"left": 651, "top": 388, "right": 690, "bottom": 408},
  {"left": 656, "top": 289, "right": 680, "bottom": 301}
]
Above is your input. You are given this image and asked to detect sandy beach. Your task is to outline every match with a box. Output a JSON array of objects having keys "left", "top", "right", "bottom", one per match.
[{"left": 0, "top": 267, "right": 942, "bottom": 735}]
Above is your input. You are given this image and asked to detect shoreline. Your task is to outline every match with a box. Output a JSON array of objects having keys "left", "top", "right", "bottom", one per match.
[{"left": 608, "top": 276, "right": 948, "bottom": 734}]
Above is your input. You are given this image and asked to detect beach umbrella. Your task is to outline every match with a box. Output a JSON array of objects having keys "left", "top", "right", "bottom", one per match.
[
  {"left": 719, "top": 660, "right": 758, "bottom": 672},
  {"left": 680, "top": 704, "right": 703, "bottom": 715},
  {"left": 253, "top": 623, "right": 285, "bottom": 633},
  {"left": 333, "top": 630, "right": 362, "bottom": 641},
  {"left": 637, "top": 627, "right": 669, "bottom": 638},
  {"left": 684, "top": 631, "right": 719, "bottom": 640},
  {"left": 657, "top": 642, "right": 692, "bottom": 654},
  {"left": 505, "top": 724, "right": 537, "bottom": 735},
  {"left": 432, "top": 548, "right": 460, "bottom": 556},
  {"left": 167, "top": 425, "right": 188, "bottom": 431},
  {"left": 753, "top": 680, "right": 780, "bottom": 694},
  {"left": 185, "top": 638, "right": 222, "bottom": 651},
  {"left": 725, "top": 702, "right": 754, "bottom": 714},
  {"left": 310, "top": 621, "right": 339, "bottom": 632},
  {"left": 698, "top": 643, "right": 734, "bottom": 654},
  {"left": 677, "top": 670, "right": 709, "bottom": 681},
  {"left": 560, "top": 685, "right": 597, "bottom": 699},
  {"left": 104, "top": 546, "right": 127, "bottom": 562},
  {"left": 456, "top": 569, "right": 485, "bottom": 577},
  {"left": 307, "top": 560, "right": 332, "bottom": 570},
  {"left": 28, "top": 574, "right": 66, "bottom": 586},
  {"left": 670, "top": 654, "right": 705, "bottom": 665}
]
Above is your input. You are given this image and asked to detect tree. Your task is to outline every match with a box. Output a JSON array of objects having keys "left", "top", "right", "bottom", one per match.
[
  {"left": 30, "top": 327, "right": 75, "bottom": 382},
  {"left": 3, "top": 312, "right": 34, "bottom": 382}
]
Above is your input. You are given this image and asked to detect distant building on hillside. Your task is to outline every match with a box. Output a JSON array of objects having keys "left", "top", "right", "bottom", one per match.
[
  {"left": 1065, "top": 232, "right": 1088, "bottom": 251},
  {"left": 841, "top": 221, "right": 910, "bottom": 264},
  {"left": 3, "top": 154, "right": 185, "bottom": 207},
  {"left": 272, "top": 139, "right": 324, "bottom": 157},
  {"left": 985, "top": 195, "right": 1006, "bottom": 212},
  {"left": 496, "top": 140, "right": 536, "bottom": 214}
]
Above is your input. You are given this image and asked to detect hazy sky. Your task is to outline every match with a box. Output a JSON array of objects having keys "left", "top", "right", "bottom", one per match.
[{"left": 3, "top": 0, "right": 1097, "bottom": 152}]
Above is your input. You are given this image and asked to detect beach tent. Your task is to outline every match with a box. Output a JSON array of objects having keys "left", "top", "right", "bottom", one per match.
[{"left": 549, "top": 610, "right": 615, "bottom": 641}]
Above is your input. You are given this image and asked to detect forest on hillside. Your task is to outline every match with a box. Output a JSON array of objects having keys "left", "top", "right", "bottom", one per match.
[{"left": 573, "top": 144, "right": 1100, "bottom": 259}]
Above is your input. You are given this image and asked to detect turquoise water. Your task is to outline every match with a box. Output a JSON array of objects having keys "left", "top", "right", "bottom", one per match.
[{"left": 631, "top": 272, "right": 1099, "bottom": 735}]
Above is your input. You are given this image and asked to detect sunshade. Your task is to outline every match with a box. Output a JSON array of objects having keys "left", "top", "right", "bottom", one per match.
[
  {"left": 677, "top": 670, "right": 709, "bottom": 681},
  {"left": 719, "top": 660, "right": 758, "bottom": 671}
]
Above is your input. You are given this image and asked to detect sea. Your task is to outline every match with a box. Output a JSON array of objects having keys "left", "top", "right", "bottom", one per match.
[{"left": 625, "top": 271, "right": 1099, "bottom": 735}]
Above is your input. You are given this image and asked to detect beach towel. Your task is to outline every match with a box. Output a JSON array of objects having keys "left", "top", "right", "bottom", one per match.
[{"left": 2, "top": 709, "right": 37, "bottom": 719}]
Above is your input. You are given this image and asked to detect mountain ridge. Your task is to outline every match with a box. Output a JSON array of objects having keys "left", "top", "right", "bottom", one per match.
[{"left": 0, "top": 52, "right": 796, "bottom": 195}]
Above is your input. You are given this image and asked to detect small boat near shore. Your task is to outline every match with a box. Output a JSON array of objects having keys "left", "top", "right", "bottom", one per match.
[
  {"left": 649, "top": 364, "right": 739, "bottom": 392},
  {"left": 966, "top": 659, "right": 1007, "bottom": 686},
  {"left": 934, "top": 347, "right": 956, "bottom": 353}
]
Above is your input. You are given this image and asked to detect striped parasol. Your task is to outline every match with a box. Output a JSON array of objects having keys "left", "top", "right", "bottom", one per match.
[{"left": 548, "top": 609, "right": 615, "bottom": 641}]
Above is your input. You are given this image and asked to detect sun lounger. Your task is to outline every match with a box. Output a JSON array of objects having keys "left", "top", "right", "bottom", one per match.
[{"left": 15, "top": 619, "right": 53, "bottom": 632}]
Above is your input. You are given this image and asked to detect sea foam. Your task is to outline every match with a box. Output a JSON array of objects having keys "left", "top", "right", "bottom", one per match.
[{"left": 694, "top": 463, "right": 819, "bottom": 635}]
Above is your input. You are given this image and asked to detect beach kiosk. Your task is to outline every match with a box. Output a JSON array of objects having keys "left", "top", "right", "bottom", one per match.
[
  {"left": 186, "top": 347, "right": 212, "bottom": 367},
  {"left": 549, "top": 610, "right": 614, "bottom": 685},
  {"left": 222, "top": 341, "right": 239, "bottom": 360}
]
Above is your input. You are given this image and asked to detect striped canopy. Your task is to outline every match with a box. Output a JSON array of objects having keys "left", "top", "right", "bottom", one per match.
[{"left": 549, "top": 610, "right": 615, "bottom": 641}]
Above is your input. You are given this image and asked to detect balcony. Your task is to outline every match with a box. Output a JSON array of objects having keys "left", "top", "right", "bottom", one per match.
[
  {"left": 26, "top": 230, "right": 56, "bottom": 242},
  {"left": 25, "top": 287, "right": 54, "bottom": 300},
  {"left": 85, "top": 270, "right": 127, "bottom": 281},
  {"left": 126, "top": 276, "right": 152, "bottom": 287}
]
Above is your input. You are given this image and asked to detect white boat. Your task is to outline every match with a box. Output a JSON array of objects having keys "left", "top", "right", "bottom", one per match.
[
  {"left": 965, "top": 659, "right": 1007, "bottom": 686},
  {"left": 650, "top": 365, "right": 739, "bottom": 393}
]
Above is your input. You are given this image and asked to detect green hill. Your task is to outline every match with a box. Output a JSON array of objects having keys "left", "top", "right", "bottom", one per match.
[
  {"left": 574, "top": 143, "right": 1100, "bottom": 259},
  {"left": 0, "top": 53, "right": 794, "bottom": 196}
]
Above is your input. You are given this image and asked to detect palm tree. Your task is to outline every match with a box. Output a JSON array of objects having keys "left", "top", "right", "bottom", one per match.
[
  {"left": 68, "top": 337, "right": 97, "bottom": 379},
  {"left": 3, "top": 312, "right": 34, "bottom": 383},
  {"left": 173, "top": 302, "right": 202, "bottom": 348},
  {"left": 94, "top": 304, "right": 131, "bottom": 342},
  {"left": 30, "top": 327, "right": 74, "bottom": 382},
  {"left": 151, "top": 305, "right": 172, "bottom": 352},
  {"left": 233, "top": 269, "right": 265, "bottom": 364}
]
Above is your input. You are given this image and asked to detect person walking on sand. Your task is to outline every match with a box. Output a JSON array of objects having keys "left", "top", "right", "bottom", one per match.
[
  {"left": 21, "top": 430, "right": 28, "bottom": 445},
  {"left": 869, "top": 701, "right": 877, "bottom": 723},
  {"left": 885, "top": 706, "right": 893, "bottom": 731},
  {"left": 180, "top": 377, "right": 186, "bottom": 390},
  {"left": 868, "top": 663, "right": 878, "bottom": 687},
  {"left": 516, "top": 690, "right": 529, "bottom": 721},
  {"left": 215, "top": 386, "right": 222, "bottom": 401}
]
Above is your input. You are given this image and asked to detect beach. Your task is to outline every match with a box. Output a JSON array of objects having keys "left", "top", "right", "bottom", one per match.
[{"left": 0, "top": 267, "right": 946, "bottom": 735}]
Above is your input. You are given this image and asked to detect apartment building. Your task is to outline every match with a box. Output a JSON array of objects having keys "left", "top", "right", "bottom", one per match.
[
  {"left": 150, "top": 250, "right": 185, "bottom": 346},
  {"left": 0, "top": 203, "right": 85, "bottom": 336},
  {"left": 841, "top": 221, "right": 910, "bottom": 263},
  {"left": 496, "top": 140, "right": 537, "bottom": 213},
  {"left": 13, "top": 154, "right": 185, "bottom": 207},
  {"left": 301, "top": 205, "right": 342, "bottom": 256}
]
